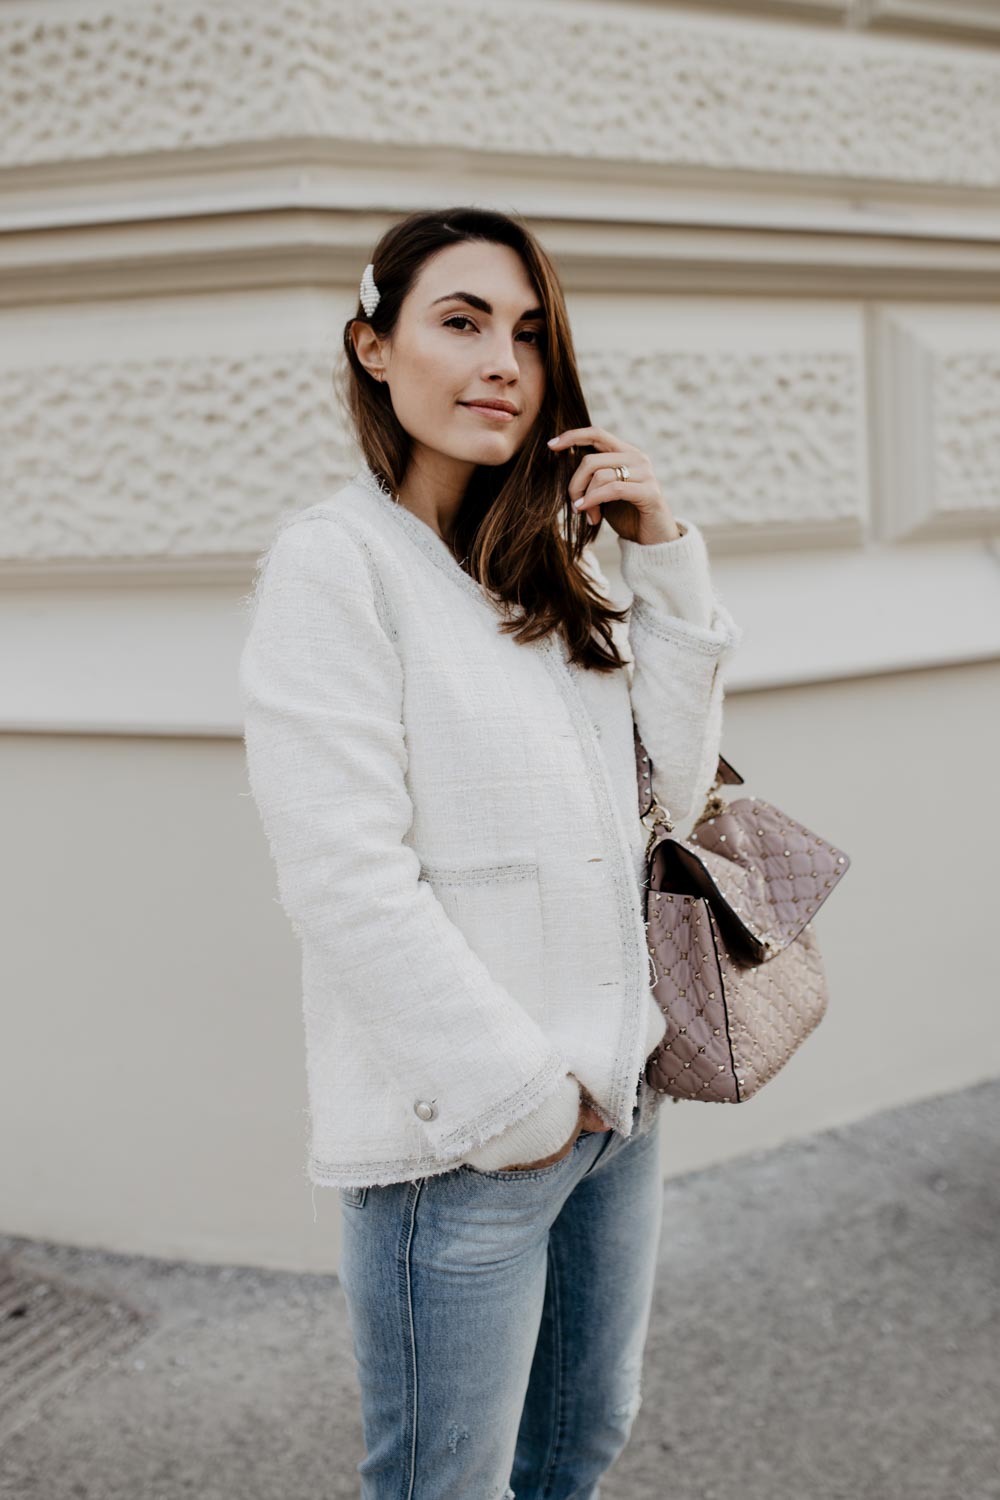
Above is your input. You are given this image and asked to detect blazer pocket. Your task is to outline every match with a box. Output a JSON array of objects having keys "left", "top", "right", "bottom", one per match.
[{"left": 418, "top": 856, "right": 547, "bottom": 1018}]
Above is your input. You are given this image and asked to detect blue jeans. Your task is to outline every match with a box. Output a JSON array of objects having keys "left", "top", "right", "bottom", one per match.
[{"left": 336, "top": 1093, "right": 663, "bottom": 1499}]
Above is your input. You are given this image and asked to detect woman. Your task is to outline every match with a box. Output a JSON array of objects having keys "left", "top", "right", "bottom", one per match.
[{"left": 239, "top": 205, "right": 742, "bottom": 1499}]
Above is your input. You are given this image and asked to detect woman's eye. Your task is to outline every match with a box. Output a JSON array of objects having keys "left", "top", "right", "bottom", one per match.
[{"left": 442, "top": 315, "right": 543, "bottom": 347}]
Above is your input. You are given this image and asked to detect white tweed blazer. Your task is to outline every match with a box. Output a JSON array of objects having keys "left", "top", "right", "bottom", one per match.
[{"left": 238, "top": 464, "right": 742, "bottom": 1189}]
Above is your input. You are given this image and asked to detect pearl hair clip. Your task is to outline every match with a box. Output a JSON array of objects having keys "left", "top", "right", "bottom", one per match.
[{"left": 360, "top": 262, "right": 380, "bottom": 318}]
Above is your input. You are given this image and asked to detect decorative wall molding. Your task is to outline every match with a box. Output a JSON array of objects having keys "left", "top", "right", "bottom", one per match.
[
  {"left": 874, "top": 309, "right": 1000, "bottom": 541},
  {"left": 662, "top": 0, "right": 1000, "bottom": 43},
  {"left": 666, "top": 1, "right": 851, "bottom": 18},
  {"left": 2, "top": 0, "right": 1000, "bottom": 188},
  {"left": 0, "top": 340, "right": 864, "bottom": 565},
  {"left": 579, "top": 347, "right": 865, "bottom": 543},
  {"left": 5, "top": 207, "right": 1000, "bottom": 311},
  {"left": 3, "top": 538, "right": 1000, "bottom": 734},
  {"left": 868, "top": 0, "right": 1000, "bottom": 42},
  {"left": 10, "top": 308, "right": 996, "bottom": 566},
  {"left": 937, "top": 353, "right": 1000, "bottom": 522},
  {"left": 0, "top": 351, "right": 343, "bottom": 562}
]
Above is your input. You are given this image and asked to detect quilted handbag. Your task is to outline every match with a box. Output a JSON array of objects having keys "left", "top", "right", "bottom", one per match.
[{"left": 634, "top": 724, "right": 851, "bottom": 1102}]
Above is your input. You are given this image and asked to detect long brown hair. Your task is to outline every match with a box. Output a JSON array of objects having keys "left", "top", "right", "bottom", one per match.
[{"left": 335, "top": 206, "right": 629, "bottom": 674}]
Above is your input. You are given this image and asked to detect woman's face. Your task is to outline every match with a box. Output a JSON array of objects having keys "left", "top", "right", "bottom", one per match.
[{"left": 359, "top": 239, "right": 548, "bottom": 480}]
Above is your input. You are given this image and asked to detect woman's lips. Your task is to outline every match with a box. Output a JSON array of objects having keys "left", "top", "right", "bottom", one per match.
[{"left": 460, "top": 403, "right": 517, "bottom": 422}]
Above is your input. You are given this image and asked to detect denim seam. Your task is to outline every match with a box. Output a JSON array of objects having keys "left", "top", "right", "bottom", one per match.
[
  {"left": 399, "top": 1178, "right": 424, "bottom": 1500},
  {"left": 540, "top": 1238, "right": 566, "bottom": 1499}
]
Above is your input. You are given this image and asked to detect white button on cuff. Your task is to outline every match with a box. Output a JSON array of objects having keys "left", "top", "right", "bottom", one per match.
[{"left": 413, "top": 1099, "right": 437, "bottom": 1121}]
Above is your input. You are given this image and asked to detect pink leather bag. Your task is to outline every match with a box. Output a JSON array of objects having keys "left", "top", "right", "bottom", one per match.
[{"left": 635, "top": 725, "right": 851, "bottom": 1102}]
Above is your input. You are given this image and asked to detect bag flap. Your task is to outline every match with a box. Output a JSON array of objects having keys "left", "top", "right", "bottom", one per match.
[{"left": 649, "top": 796, "right": 851, "bottom": 962}]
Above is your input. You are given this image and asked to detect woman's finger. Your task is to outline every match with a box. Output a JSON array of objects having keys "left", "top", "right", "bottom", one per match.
[
  {"left": 566, "top": 451, "right": 646, "bottom": 503},
  {"left": 548, "top": 425, "right": 630, "bottom": 452}
]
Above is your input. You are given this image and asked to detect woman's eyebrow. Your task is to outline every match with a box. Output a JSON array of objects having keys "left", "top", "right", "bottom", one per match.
[{"left": 430, "top": 290, "right": 545, "bottom": 320}]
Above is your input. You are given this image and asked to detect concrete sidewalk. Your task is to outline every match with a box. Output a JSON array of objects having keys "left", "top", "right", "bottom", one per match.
[{"left": 2, "top": 1078, "right": 997, "bottom": 1500}]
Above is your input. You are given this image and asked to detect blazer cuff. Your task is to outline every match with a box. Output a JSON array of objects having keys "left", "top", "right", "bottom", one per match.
[
  {"left": 461, "top": 1072, "right": 582, "bottom": 1171},
  {"left": 618, "top": 518, "right": 715, "bottom": 630}
]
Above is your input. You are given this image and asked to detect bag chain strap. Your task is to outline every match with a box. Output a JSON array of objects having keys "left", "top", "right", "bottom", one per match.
[{"left": 641, "top": 764, "right": 727, "bottom": 863}]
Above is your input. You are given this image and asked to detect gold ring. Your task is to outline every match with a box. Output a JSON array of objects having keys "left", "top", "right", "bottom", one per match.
[{"left": 615, "top": 464, "right": 631, "bottom": 482}]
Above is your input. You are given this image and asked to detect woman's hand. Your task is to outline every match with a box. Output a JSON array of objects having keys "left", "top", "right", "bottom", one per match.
[
  {"left": 502, "top": 1095, "right": 611, "bottom": 1172},
  {"left": 548, "top": 426, "right": 683, "bottom": 546}
]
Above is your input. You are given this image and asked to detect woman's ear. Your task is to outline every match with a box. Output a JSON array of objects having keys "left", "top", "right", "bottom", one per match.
[{"left": 351, "top": 320, "right": 388, "bottom": 383}]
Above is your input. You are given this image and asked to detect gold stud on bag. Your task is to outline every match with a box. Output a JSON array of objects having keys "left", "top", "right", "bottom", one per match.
[{"left": 634, "top": 724, "right": 851, "bottom": 1103}]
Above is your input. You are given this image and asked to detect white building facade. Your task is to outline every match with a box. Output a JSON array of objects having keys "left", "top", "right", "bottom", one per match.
[{"left": 1, "top": 0, "right": 998, "bottom": 1270}]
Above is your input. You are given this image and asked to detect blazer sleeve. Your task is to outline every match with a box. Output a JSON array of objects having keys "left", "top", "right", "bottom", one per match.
[
  {"left": 238, "top": 512, "right": 580, "bottom": 1166},
  {"left": 585, "top": 519, "right": 743, "bottom": 825}
]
